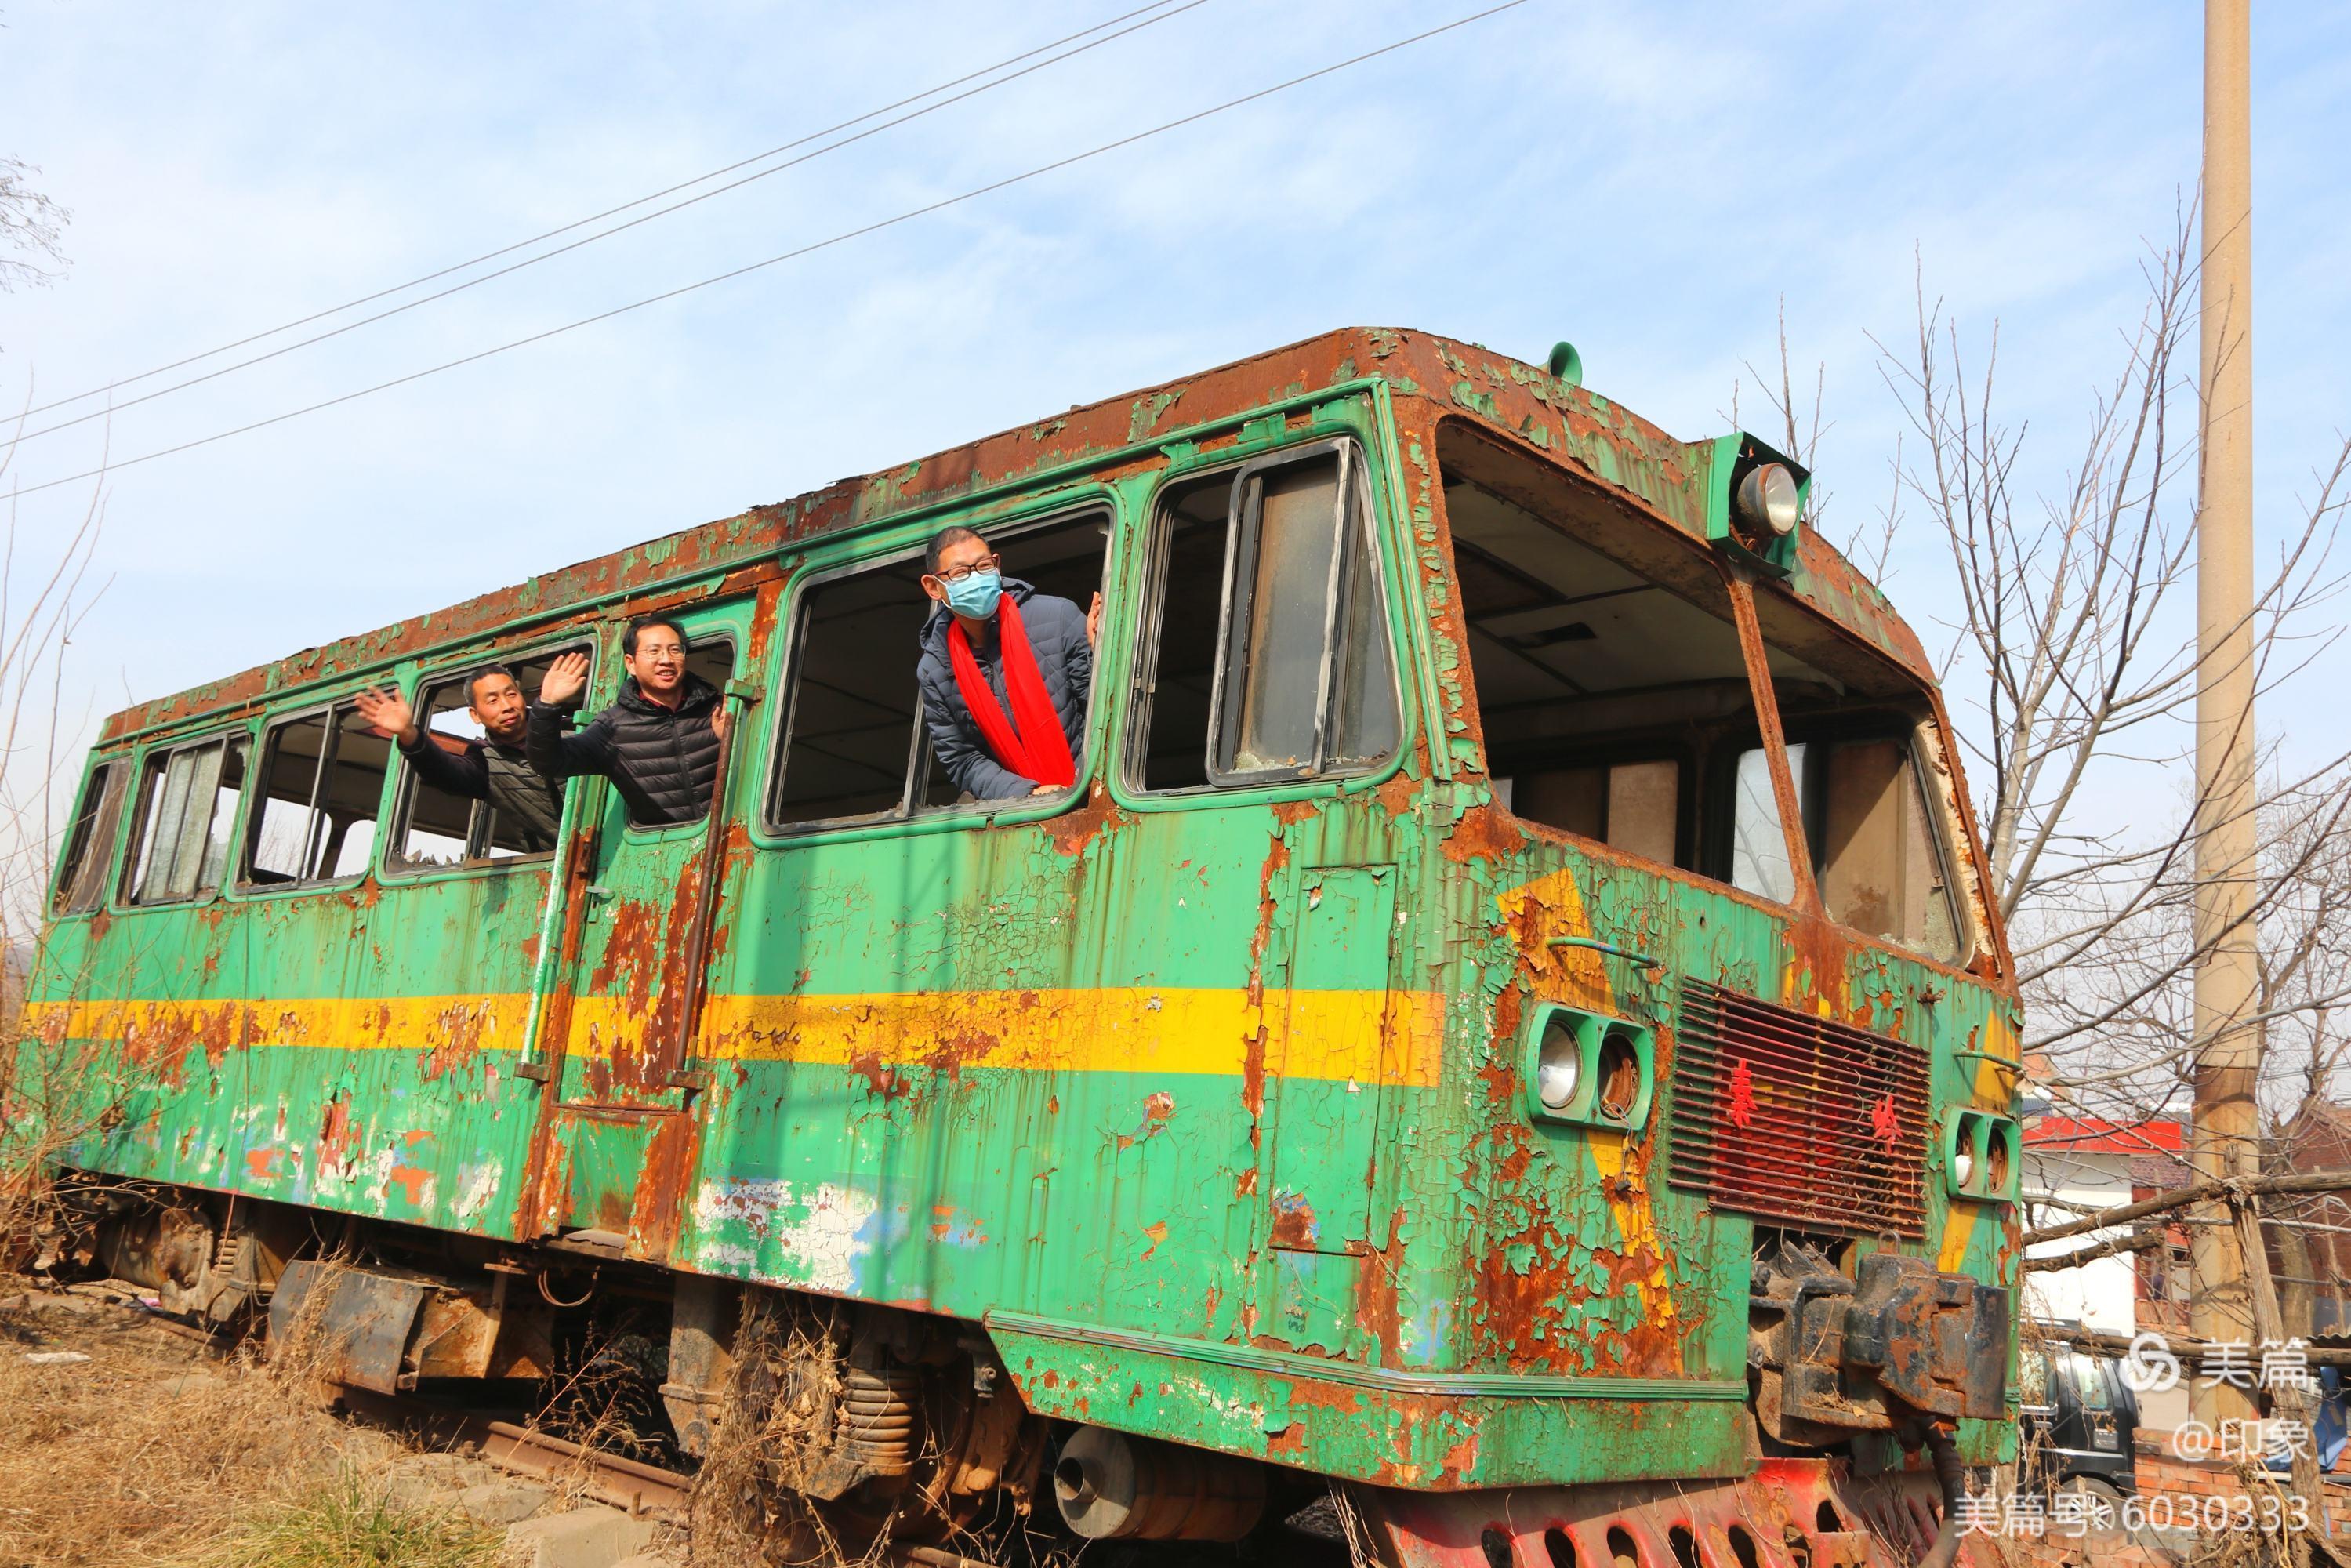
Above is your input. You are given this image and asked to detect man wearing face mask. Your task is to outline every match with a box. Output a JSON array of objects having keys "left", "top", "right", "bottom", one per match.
[
  {"left": 525, "top": 616, "right": 727, "bottom": 826},
  {"left": 916, "top": 527, "right": 1101, "bottom": 802}
]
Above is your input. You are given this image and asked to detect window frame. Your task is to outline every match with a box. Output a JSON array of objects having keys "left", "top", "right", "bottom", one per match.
[
  {"left": 1127, "top": 439, "right": 1403, "bottom": 800},
  {"left": 1751, "top": 713, "right": 1978, "bottom": 970},
  {"left": 234, "top": 699, "right": 393, "bottom": 894},
  {"left": 379, "top": 638, "right": 597, "bottom": 879},
  {"left": 49, "top": 756, "right": 132, "bottom": 916},
  {"left": 1202, "top": 437, "right": 1395, "bottom": 789},
  {"left": 760, "top": 503, "right": 1113, "bottom": 838},
  {"left": 115, "top": 728, "right": 254, "bottom": 910}
]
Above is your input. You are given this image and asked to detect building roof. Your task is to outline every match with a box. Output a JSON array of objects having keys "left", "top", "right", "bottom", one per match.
[{"left": 2026, "top": 1116, "right": 2186, "bottom": 1154}]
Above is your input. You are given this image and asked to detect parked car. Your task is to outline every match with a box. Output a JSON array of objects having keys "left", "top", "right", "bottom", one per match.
[{"left": 2019, "top": 1329, "right": 2139, "bottom": 1526}]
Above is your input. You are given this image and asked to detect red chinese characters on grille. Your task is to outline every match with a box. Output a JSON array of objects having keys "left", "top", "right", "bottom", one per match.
[{"left": 1728, "top": 1058, "right": 1757, "bottom": 1130}]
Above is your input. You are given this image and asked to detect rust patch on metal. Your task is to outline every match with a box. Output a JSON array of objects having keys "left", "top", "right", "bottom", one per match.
[
  {"left": 1372, "top": 770, "right": 1422, "bottom": 819},
  {"left": 1043, "top": 782, "right": 1128, "bottom": 858},
  {"left": 1439, "top": 804, "right": 1523, "bottom": 864}
]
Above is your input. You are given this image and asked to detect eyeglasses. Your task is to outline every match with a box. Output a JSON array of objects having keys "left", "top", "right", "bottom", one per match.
[{"left": 931, "top": 554, "right": 1000, "bottom": 584}]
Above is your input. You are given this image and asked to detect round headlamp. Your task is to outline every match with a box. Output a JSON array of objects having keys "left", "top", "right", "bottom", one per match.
[
  {"left": 1736, "top": 463, "right": 1801, "bottom": 539},
  {"left": 1536, "top": 1018, "right": 1583, "bottom": 1112},
  {"left": 1952, "top": 1142, "right": 1977, "bottom": 1190}
]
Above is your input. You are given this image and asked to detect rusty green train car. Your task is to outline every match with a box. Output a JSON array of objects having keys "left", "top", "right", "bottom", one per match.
[{"left": 16, "top": 328, "right": 2021, "bottom": 1567}]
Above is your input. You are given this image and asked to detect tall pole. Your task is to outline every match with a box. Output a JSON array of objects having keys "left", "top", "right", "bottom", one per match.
[{"left": 2188, "top": 0, "right": 2260, "bottom": 1429}]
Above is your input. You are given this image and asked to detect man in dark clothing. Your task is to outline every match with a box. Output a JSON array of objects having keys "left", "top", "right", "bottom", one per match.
[
  {"left": 915, "top": 526, "right": 1099, "bottom": 802},
  {"left": 526, "top": 618, "right": 727, "bottom": 826},
  {"left": 354, "top": 667, "right": 564, "bottom": 851}
]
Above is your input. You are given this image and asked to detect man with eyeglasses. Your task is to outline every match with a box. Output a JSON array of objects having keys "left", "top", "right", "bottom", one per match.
[
  {"left": 525, "top": 617, "right": 727, "bottom": 826},
  {"left": 916, "top": 527, "right": 1101, "bottom": 802}
]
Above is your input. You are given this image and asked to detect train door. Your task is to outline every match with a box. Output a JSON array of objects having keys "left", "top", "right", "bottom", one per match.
[
  {"left": 1257, "top": 855, "right": 1399, "bottom": 1356},
  {"left": 1122, "top": 428, "right": 1409, "bottom": 1356},
  {"left": 528, "top": 597, "right": 754, "bottom": 1258}
]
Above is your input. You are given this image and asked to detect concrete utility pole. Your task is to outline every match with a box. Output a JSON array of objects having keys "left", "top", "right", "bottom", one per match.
[{"left": 2188, "top": 0, "right": 2261, "bottom": 1428}]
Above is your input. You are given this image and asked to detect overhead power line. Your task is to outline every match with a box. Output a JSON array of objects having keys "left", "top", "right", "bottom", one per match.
[
  {"left": 14, "top": 0, "right": 1199, "bottom": 423},
  {"left": 5, "top": 1, "right": 1529, "bottom": 503}
]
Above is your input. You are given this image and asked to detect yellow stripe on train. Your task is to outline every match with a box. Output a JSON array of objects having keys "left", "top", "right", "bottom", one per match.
[{"left": 18, "top": 987, "right": 1449, "bottom": 1089}]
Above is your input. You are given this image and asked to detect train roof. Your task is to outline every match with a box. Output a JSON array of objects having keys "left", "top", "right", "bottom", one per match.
[{"left": 100, "top": 326, "right": 1931, "bottom": 745}]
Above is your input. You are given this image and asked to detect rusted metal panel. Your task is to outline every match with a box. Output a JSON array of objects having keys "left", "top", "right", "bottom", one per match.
[
  {"left": 1362, "top": 1457, "right": 1995, "bottom": 1568},
  {"left": 268, "top": 1259, "right": 427, "bottom": 1395}
]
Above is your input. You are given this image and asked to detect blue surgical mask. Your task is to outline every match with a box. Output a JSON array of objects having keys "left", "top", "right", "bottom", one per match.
[{"left": 944, "top": 570, "right": 1003, "bottom": 619}]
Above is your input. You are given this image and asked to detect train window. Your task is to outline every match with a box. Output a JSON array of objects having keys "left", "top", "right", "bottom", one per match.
[
  {"left": 241, "top": 704, "right": 390, "bottom": 886},
  {"left": 1730, "top": 746, "right": 1800, "bottom": 902},
  {"left": 631, "top": 633, "right": 736, "bottom": 828},
  {"left": 1134, "top": 445, "right": 1397, "bottom": 792},
  {"left": 1439, "top": 423, "right": 1771, "bottom": 885},
  {"left": 52, "top": 760, "right": 130, "bottom": 914},
  {"left": 1495, "top": 757, "right": 1680, "bottom": 866},
  {"left": 767, "top": 510, "right": 1108, "bottom": 829},
  {"left": 1749, "top": 586, "right": 1972, "bottom": 964},
  {"left": 387, "top": 647, "right": 588, "bottom": 869},
  {"left": 122, "top": 734, "right": 250, "bottom": 906}
]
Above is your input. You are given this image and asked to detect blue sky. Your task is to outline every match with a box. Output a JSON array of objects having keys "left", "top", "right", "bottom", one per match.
[{"left": 5, "top": 1, "right": 2348, "bottom": 830}]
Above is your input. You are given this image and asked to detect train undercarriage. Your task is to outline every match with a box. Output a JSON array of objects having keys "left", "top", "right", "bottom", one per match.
[{"left": 25, "top": 1178, "right": 1984, "bottom": 1568}]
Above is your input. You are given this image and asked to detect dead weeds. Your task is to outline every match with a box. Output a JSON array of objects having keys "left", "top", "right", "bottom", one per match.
[{"left": 0, "top": 1293, "right": 493, "bottom": 1568}]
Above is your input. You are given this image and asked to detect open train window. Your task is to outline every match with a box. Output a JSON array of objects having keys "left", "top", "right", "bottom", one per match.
[
  {"left": 1439, "top": 423, "right": 1770, "bottom": 884},
  {"left": 52, "top": 759, "right": 130, "bottom": 914},
  {"left": 122, "top": 733, "right": 250, "bottom": 906},
  {"left": 1130, "top": 442, "right": 1398, "bottom": 792},
  {"left": 1744, "top": 586, "right": 1973, "bottom": 964},
  {"left": 766, "top": 509, "right": 1108, "bottom": 829},
  {"left": 240, "top": 703, "right": 390, "bottom": 887},
  {"left": 387, "top": 646, "right": 590, "bottom": 869},
  {"left": 624, "top": 632, "right": 737, "bottom": 829}
]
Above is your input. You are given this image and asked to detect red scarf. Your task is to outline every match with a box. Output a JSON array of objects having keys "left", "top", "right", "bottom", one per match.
[{"left": 948, "top": 593, "right": 1076, "bottom": 788}]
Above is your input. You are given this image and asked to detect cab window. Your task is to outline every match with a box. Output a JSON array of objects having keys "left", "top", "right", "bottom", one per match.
[
  {"left": 1748, "top": 585, "right": 1973, "bottom": 964},
  {"left": 122, "top": 733, "right": 250, "bottom": 906},
  {"left": 1439, "top": 423, "right": 1767, "bottom": 884},
  {"left": 1132, "top": 442, "right": 1397, "bottom": 792},
  {"left": 2070, "top": 1352, "right": 2117, "bottom": 1412},
  {"left": 2016, "top": 1346, "right": 2052, "bottom": 1408},
  {"left": 241, "top": 704, "right": 389, "bottom": 886},
  {"left": 52, "top": 760, "right": 130, "bottom": 914},
  {"left": 767, "top": 510, "right": 1107, "bottom": 829}
]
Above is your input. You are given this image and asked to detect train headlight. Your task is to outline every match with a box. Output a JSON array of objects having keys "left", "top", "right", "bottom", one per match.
[
  {"left": 1536, "top": 1019, "right": 1583, "bottom": 1112},
  {"left": 1952, "top": 1142, "right": 1977, "bottom": 1191},
  {"left": 1736, "top": 462, "right": 1801, "bottom": 539}
]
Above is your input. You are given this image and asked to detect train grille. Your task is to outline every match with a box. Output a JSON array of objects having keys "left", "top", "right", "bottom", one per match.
[{"left": 1667, "top": 979, "right": 1928, "bottom": 1237}]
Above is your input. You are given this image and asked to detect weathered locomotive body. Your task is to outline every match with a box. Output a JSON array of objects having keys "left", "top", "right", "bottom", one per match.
[{"left": 18, "top": 328, "right": 2020, "bottom": 1566}]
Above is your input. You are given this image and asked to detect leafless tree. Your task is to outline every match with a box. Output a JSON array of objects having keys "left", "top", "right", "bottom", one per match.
[
  {"left": 1742, "top": 201, "right": 2351, "bottom": 1132},
  {"left": 0, "top": 155, "right": 71, "bottom": 296}
]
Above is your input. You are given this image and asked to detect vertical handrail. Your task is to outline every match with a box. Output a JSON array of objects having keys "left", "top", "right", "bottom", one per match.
[
  {"left": 515, "top": 778, "right": 586, "bottom": 1076},
  {"left": 666, "top": 682, "right": 757, "bottom": 1088}
]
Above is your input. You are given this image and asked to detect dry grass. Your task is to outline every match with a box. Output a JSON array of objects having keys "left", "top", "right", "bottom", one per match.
[
  {"left": 193, "top": 1470, "right": 500, "bottom": 1568},
  {"left": 0, "top": 1294, "right": 498, "bottom": 1568},
  {"left": 688, "top": 1294, "right": 882, "bottom": 1568}
]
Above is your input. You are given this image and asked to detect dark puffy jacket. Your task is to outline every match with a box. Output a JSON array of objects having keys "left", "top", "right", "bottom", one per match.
[
  {"left": 916, "top": 579, "right": 1091, "bottom": 801},
  {"left": 525, "top": 673, "right": 723, "bottom": 826}
]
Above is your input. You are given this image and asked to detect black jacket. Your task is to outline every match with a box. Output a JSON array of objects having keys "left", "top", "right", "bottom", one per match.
[
  {"left": 526, "top": 673, "right": 723, "bottom": 826},
  {"left": 915, "top": 579, "right": 1091, "bottom": 800},
  {"left": 397, "top": 731, "right": 564, "bottom": 851}
]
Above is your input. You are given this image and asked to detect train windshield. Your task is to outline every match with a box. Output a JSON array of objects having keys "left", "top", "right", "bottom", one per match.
[
  {"left": 1439, "top": 420, "right": 1974, "bottom": 961},
  {"left": 1438, "top": 422, "right": 1772, "bottom": 887}
]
